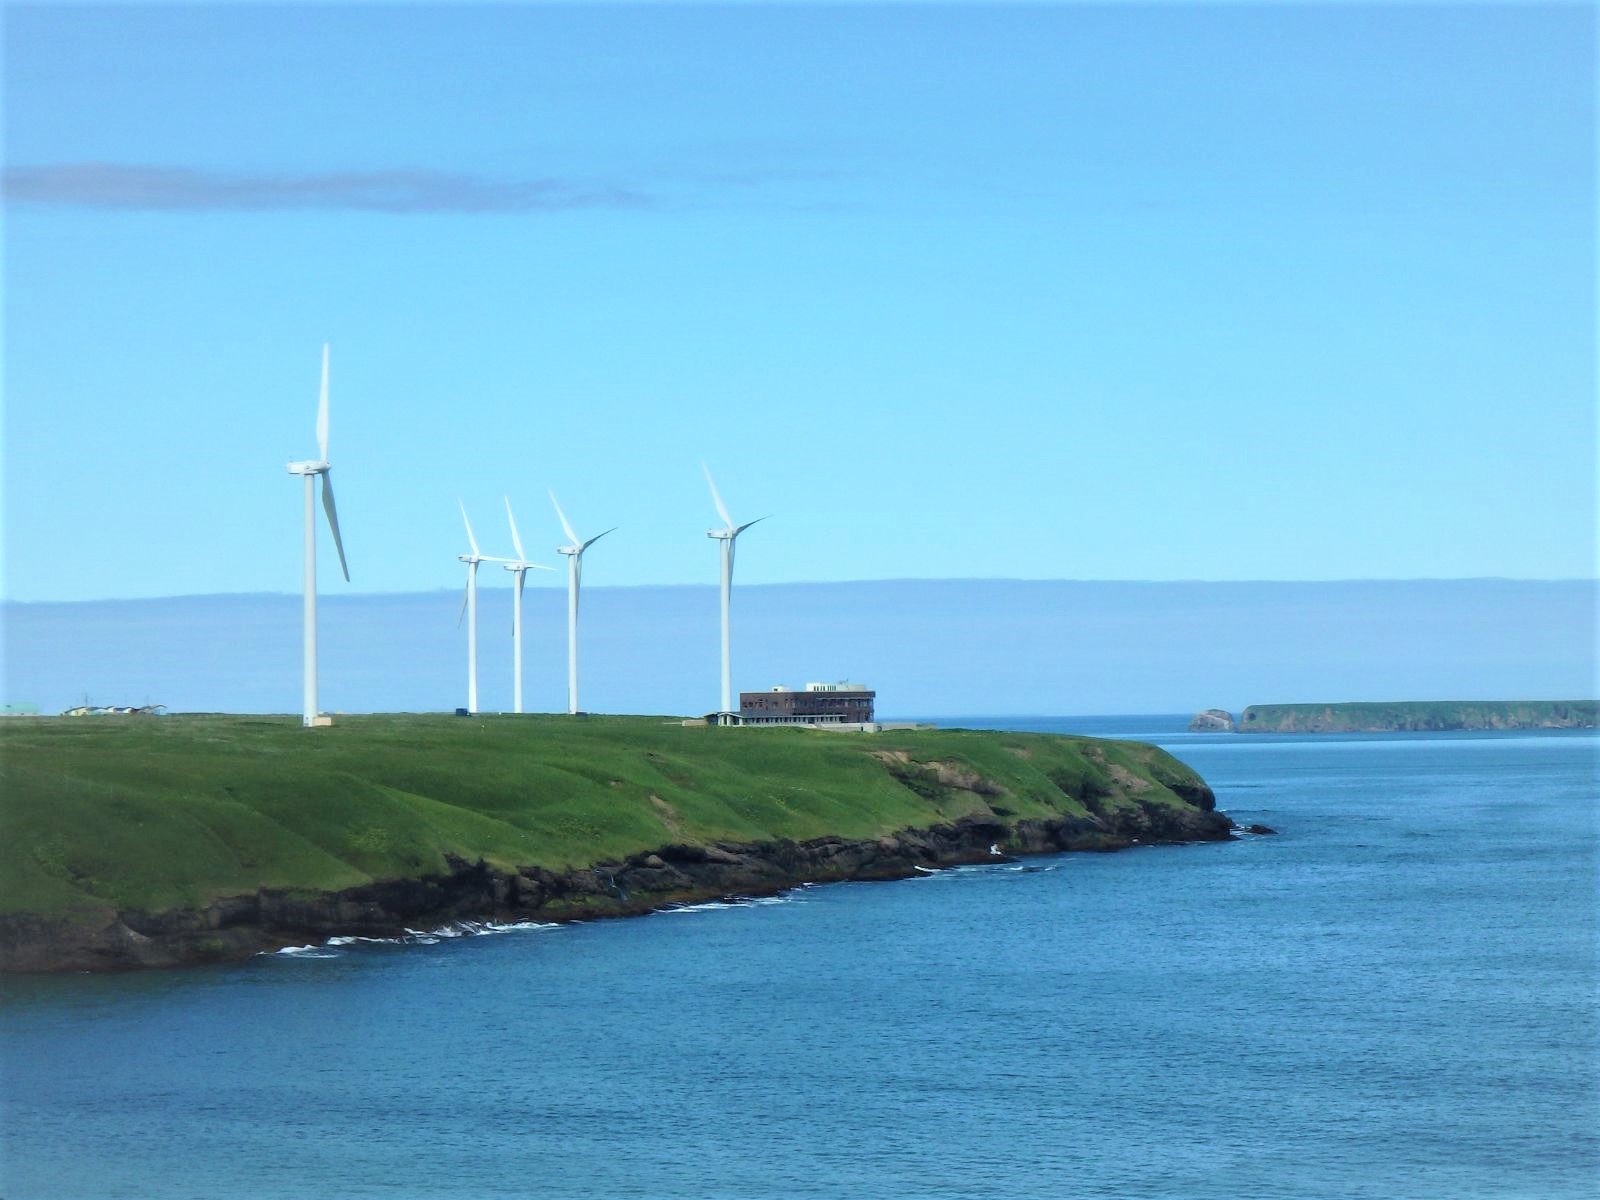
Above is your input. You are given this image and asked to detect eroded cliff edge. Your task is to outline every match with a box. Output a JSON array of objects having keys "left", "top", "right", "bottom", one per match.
[{"left": 1, "top": 715, "right": 1231, "bottom": 973}]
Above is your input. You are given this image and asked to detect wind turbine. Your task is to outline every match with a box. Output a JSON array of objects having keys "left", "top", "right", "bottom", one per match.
[
  {"left": 457, "top": 501, "right": 510, "bottom": 715},
  {"left": 285, "top": 344, "right": 350, "bottom": 728},
  {"left": 550, "top": 491, "right": 615, "bottom": 715},
  {"left": 501, "top": 497, "right": 555, "bottom": 715},
  {"left": 703, "top": 463, "right": 767, "bottom": 723}
]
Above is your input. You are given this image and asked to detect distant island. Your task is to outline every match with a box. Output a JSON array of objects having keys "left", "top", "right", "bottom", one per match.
[
  {"left": 1188, "top": 700, "right": 1598, "bottom": 734},
  {"left": 0, "top": 714, "right": 1232, "bottom": 973}
]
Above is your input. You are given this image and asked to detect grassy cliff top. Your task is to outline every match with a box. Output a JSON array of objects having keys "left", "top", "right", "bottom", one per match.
[
  {"left": 1238, "top": 699, "right": 1596, "bottom": 733},
  {"left": 0, "top": 714, "right": 1208, "bottom": 925}
]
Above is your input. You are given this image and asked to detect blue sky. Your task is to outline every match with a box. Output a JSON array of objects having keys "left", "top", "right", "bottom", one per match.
[{"left": 4, "top": 3, "right": 1594, "bottom": 602}]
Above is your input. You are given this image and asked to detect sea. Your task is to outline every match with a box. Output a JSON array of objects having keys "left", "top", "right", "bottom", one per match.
[{"left": 1, "top": 716, "right": 1595, "bottom": 1200}]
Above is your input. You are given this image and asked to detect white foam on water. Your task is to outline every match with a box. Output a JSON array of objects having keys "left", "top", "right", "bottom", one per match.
[
  {"left": 266, "top": 896, "right": 794, "bottom": 962},
  {"left": 274, "top": 946, "right": 341, "bottom": 959},
  {"left": 443, "top": 919, "right": 561, "bottom": 937},
  {"left": 658, "top": 899, "right": 746, "bottom": 914},
  {"left": 911, "top": 860, "right": 1061, "bottom": 883},
  {"left": 263, "top": 917, "right": 565, "bottom": 962},
  {"left": 655, "top": 889, "right": 809, "bottom": 915}
]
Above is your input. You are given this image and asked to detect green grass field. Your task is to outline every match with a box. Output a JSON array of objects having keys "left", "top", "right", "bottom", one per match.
[{"left": 0, "top": 714, "right": 1209, "bottom": 927}]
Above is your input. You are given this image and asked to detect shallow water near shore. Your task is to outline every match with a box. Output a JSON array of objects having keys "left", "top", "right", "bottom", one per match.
[{"left": 3, "top": 717, "right": 1595, "bottom": 1199}]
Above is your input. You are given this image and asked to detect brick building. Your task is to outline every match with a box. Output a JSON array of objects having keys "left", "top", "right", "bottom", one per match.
[{"left": 737, "top": 682, "right": 876, "bottom": 725}]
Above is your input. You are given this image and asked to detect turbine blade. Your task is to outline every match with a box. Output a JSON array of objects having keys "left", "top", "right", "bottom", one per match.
[
  {"left": 549, "top": 489, "right": 578, "bottom": 545},
  {"left": 316, "top": 344, "right": 331, "bottom": 462},
  {"left": 459, "top": 499, "right": 480, "bottom": 557},
  {"left": 457, "top": 578, "right": 469, "bottom": 628},
  {"left": 581, "top": 526, "right": 617, "bottom": 553},
  {"left": 504, "top": 495, "right": 526, "bottom": 561},
  {"left": 733, "top": 515, "right": 769, "bottom": 537},
  {"left": 320, "top": 472, "right": 350, "bottom": 581},
  {"left": 702, "top": 461, "right": 733, "bottom": 529}
]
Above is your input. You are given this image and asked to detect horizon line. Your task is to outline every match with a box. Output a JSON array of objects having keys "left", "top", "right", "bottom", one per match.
[{"left": 5, "top": 575, "right": 1596, "bottom": 607}]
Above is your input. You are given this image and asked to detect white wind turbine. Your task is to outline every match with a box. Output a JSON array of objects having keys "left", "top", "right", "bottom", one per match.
[
  {"left": 501, "top": 497, "right": 555, "bottom": 715},
  {"left": 457, "top": 501, "right": 511, "bottom": 715},
  {"left": 285, "top": 344, "right": 350, "bottom": 728},
  {"left": 702, "top": 463, "right": 767, "bottom": 722},
  {"left": 549, "top": 491, "right": 615, "bottom": 715}
]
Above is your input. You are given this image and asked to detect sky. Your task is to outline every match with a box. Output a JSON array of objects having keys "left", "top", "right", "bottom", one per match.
[{"left": 3, "top": 2, "right": 1595, "bottom": 604}]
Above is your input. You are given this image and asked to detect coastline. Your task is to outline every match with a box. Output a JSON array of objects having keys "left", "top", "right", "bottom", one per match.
[
  {"left": 0, "top": 714, "right": 1231, "bottom": 973},
  {"left": 0, "top": 804, "right": 1232, "bottom": 973}
]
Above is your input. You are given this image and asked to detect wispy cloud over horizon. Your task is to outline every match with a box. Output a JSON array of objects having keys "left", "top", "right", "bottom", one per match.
[{"left": 2, "top": 163, "right": 654, "bottom": 213}]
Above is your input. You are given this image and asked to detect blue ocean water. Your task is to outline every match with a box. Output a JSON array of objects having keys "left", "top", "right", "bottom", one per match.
[{"left": 1, "top": 717, "right": 1595, "bottom": 1200}]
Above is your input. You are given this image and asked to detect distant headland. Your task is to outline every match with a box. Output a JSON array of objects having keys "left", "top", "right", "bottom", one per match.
[
  {"left": 1188, "top": 700, "right": 1598, "bottom": 734},
  {"left": 0, "top": 714, "right": 1233, "bottom": 973}
]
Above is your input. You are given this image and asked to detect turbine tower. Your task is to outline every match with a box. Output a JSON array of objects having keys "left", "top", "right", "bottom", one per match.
[
  {"left": 502, "top": 496, "right": 555, "bottom": 715},
  {"left": 285, "top": 344, "right": 350, "bottom": 728},
  {"left": 702, "top": 463, "right": 767, "bottom": 723},
  {"left": 457, "top": 501, "right": 509, "bottom": 714},
  {"left": 549, "top": 490, "right": 615, "bottom": 715}
]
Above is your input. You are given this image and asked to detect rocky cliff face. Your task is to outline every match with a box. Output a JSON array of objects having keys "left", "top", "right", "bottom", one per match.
[
  {"left": 1188, "top": 709, "right": 1237, "bottom": 732},
  {"left": 0, "top": 797, "right": 1232, "bottom": 974}
]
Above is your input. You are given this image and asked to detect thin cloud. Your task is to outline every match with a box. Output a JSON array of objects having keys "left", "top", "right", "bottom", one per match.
[{"left": 2, "top": 163, "right": 654, "bottom": 213}]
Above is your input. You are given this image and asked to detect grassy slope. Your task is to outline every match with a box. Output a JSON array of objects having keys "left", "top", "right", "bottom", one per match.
[
  {"left": 0, "top": 715, "right": 1205, "bottom": 926},
  {"left": 1239, "top": 699, "right": 1597, "bottom": 731}
]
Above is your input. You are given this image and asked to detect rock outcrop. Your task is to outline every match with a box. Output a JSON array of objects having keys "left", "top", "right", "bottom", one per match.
[{"left": 1187, "top": 709, "right": 1237, "bottom": 733}]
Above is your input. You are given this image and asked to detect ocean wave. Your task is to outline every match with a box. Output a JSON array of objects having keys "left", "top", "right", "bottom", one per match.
[
  {"left": 273, "top": 945, "right": 341, "bottom": 958},
  {"left": 264, "top": 919, "right": 563, "bottom": 961},
  {"left": 655, "top": 889, "right": 809, "bottom": 915},
  {"left": 914, "top": 860, "right": 1061, "bottom": 882},
  {"left": 267, "top": 894, "right": 813, "bottom": 960}
]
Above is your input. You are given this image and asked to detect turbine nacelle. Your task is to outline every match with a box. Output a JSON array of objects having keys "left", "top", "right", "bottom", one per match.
[
  {"left": 701, "top": 464, "right": 767, "bottom": 541},
  {"left": 500, "top": 498, "right": 555, "bottom": 576},
  {"left": 287, "top": 460, "right": 329, "bottom": 475},
  {"left": 549, "top": 490, "right": 615, "bottom": 558},
  {"left": 707, "top": 518, "right": 767, "bottom": 541}
]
